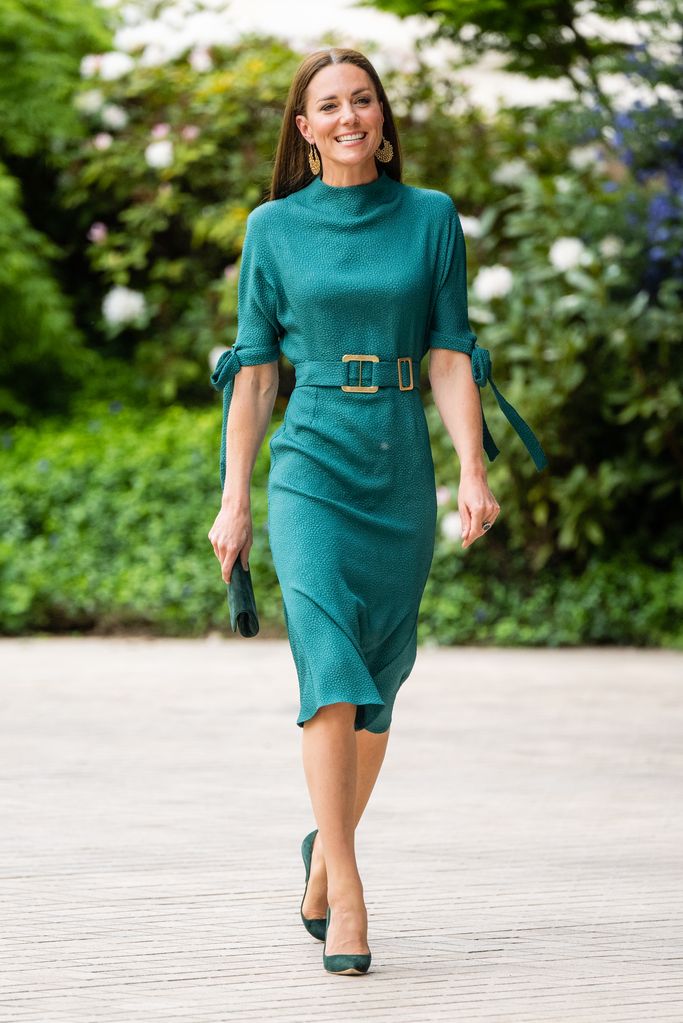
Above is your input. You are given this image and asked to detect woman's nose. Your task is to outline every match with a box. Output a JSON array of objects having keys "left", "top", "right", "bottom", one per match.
[{"left": 338, "top": 104, "right": 360, "bottom": 123}]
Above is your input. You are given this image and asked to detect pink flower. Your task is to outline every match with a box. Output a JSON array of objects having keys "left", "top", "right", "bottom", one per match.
[
  {"left": 151, "top": 122, "right": 171, "bottom": 139},
  {"left": 181, "top": 124, "right": 200, "bottom": 141},
  {"left": 92, "top": 132, "right": 113, "bottom": 150},
  {"left": 224, "top": 264, "right": 238, "bottom": 281},
  {"left": 87, "top": 222, "right": 108, "bottom": 243},
  {"left": 436, "top": 485, "right": 452, "bottom": 506}
]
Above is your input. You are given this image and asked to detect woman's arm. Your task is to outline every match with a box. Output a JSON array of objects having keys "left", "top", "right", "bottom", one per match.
[
  {"left": 429, "top": 347, "right": 500, "bottom": 548},
  {"left": 222, "top": 362, "right": 279, "bottom": 507},
  {"left": 208, "top": 361, "right": 278, "bottom": 583}
]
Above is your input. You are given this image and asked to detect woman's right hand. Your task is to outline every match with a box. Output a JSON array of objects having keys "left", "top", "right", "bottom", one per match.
[{"left": 207, "top": 497, "right": 252, "bottom": 584}]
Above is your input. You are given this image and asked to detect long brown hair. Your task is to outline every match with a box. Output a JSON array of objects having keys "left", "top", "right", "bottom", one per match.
[{"left": 266, "top": 47, "right": 402, "bottom": 202}]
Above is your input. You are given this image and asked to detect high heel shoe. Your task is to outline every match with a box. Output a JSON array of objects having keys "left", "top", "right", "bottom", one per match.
[
  {"left": 300, "top": 829, "right": 327, "bottom": 942},
  {"left": 322, "top": 905, "right": 372, "bottom": 975}
]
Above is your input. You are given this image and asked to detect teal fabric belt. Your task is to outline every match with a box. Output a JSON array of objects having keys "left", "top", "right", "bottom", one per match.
[
  {"left": 295, "top": 356, "right": 420, "bottom": 390},
  {"left": 210, "top": 343, "right": 548, "bottom": 483}
]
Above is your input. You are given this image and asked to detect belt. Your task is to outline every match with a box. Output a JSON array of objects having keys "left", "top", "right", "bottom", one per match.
[
  {"left": 210, "top": 344, "right": 548, "bottom": 486},
  {"left": 295, "top": 354, "right": 419, "bottom": 392}
]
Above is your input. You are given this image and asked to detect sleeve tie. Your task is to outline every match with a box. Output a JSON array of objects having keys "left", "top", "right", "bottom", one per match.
[
  {"left": 469, "top": 342, "right": 548, "bottom": 471},
  {"left": 210, "top": 346, "right": 243, "bottom": 490}
]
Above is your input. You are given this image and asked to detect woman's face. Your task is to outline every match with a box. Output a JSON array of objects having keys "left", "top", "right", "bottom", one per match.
[{"left": 295, "top": 63, "right": 384, "bottom": 179}]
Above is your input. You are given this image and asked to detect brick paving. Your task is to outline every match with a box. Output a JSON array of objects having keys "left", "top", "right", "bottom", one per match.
[{"left": 1, "top": 637, "right": 682, "bottom": 1021}]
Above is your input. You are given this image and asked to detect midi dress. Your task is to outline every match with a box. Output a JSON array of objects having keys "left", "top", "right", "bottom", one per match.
[{"left": 210, "top": 168, "right": 547, "bottom": 734}]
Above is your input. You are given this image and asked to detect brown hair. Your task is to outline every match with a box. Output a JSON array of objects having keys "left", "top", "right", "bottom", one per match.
[{"left": 266, "top": 47, "right": 402, "bottom": 202}]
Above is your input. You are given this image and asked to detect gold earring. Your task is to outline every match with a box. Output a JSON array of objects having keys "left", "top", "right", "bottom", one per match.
[
  {"left": 374, "top": 135, "right": 393, "bottom": 163},
  {"left": 308, "top": 143, "right": 321, "bottom": 175}
]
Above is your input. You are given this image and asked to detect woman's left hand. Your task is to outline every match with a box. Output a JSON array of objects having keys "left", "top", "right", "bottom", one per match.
[{"left": 458, "top": 468, "right": 500, "bottom": 549}]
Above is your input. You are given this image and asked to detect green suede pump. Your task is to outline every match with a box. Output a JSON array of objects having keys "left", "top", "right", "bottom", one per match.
[
  {"left": 322, "top": 906, "right": 372, "bottom": 975},
  {"left": 300, "top": 829, "right": 327, "bottom": 942}
]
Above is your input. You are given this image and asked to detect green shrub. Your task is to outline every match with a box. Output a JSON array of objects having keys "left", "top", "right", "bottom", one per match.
[{"left": 1, "top": 401, "right": 680, "bottom": 646}]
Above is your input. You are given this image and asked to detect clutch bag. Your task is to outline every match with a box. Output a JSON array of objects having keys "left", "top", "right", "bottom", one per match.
[{"left": 227, "top": 556, "right": 260, "bottom": 637}]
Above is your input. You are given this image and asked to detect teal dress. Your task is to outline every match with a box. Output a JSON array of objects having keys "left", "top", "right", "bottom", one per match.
[{"left": 211, "top": 169, "right": 546, "bottom": 733}]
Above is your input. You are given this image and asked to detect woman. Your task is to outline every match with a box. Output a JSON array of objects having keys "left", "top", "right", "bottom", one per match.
[{"left": 208, "top": 47, "right": 546, "bottom": 976}]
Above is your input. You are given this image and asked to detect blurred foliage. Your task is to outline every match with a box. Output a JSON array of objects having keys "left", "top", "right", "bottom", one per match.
[
  {"left": 0, "top": 401, "right": 283, "bottom": 637},
  {"left": 1, "top": 1, "right": 681, "bottom": 635},
  {"left": 1, "top": 402, "right": 680, "bottom": 645},
  {"left": 56, "top": 35, "right": 301, "bottom": 405},
  {"left": 0, "top": 0, "right": 112, "bottom": 420},
  {"left": 359, "top": 0, "right": 660, "bottom": 100},
  {"left": 0, "top": 0, "right": 111, "bottom": 158},
  {"left": 0, "top": 164, "right": 98, "bottom": 419}
]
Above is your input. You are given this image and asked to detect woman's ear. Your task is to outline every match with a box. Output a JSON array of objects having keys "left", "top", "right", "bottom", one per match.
[{"left": 295, "top": 114, "right": 311, "bottom": 145}]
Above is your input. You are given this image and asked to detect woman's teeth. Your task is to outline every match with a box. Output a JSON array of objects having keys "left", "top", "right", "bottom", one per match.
[{"left": 336, "top": 133, "right": 367, "bottom": 144}]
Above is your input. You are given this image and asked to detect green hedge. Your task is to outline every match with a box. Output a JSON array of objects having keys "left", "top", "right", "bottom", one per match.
[{"left": 1, "top": 400, "right": 680, "bottom": 646}]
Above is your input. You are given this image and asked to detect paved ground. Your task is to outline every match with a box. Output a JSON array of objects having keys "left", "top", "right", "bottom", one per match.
[{"left": 1, "top": 637, "right": 682, "bottom": 1022}]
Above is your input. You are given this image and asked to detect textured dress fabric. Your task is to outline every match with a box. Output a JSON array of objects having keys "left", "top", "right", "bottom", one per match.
[{"left": 210, "top": 169, "right": 545, "bottom": 733}]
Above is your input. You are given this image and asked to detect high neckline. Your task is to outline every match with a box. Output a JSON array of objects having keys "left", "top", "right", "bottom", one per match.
[{"left": 294, "top": 168, "right": 399, "bottom": 215}]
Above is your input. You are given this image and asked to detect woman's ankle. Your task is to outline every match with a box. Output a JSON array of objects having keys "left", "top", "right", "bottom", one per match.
[{"left": 327, "top": 880, "right": 365, "bottom": 907}]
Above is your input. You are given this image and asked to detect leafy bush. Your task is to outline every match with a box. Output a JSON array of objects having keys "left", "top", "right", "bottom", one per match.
[
  {"left": 1, "top": 402, "right": 680, "bottom": 646},
  {"left": 0, "top": 0, "right": 111, "bottom": 422},
  {"left": 2, "top": 9, "right": 681, "bottom": 632},
  {"left": 0, "top": 401, "right": 282, "bottom": 635}
]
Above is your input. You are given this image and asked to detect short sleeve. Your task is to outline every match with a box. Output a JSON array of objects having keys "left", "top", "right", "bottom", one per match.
[
  {"left": 425, "top": 197, "right": 549, "bottom": 472},
  {"left": 209, "top": 208, "right": 282, "bottom": 492},
  {"left": 233, "top": 209, "right": 282, "bottom": 364},
  {"left": 427, "top": 198, "right": 478, "bottom": 355}
]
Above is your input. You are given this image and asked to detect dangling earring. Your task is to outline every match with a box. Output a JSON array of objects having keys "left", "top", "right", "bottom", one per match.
[
  {"left": 374, "top": 134, "right": 393, "bottom": 163},
  {"left": 308, "top": 142, "right": 321, "bottom": 175}
]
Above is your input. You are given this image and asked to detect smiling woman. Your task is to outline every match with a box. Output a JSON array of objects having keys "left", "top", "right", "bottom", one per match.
[{"left": 207, "top": 45, "right": 547, "bottom": 978}]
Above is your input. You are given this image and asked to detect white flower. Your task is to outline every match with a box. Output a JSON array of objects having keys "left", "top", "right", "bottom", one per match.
[
  {"left": 410, "top": 102, "right": 431, "bottom": 123},
  {"left": 209, "top": 346, "right": 227, "bottom": 372},
  {"left": 145, "top": 139, "right": 174, "bottom": 169},
  {"left": 99, "top": 51, "right": 135, "bottom": 81},
  {"left": 472, "top": 265, "right": 513, "bottom": 302},
  {"left": 140, "top": 43, "right": 175, "bottom": 68},
  {"left": 554, "top": 176, "right": 573, "bottom": 193},
  {"left": 549, "top": 236, "right": 590, "bottom": 272},
  {"left": 568, "top": 145, "right": 600, "bottom": 170},
  {"left": 189, "top": 11, "right": 239, "bottom": 48},
  {"left": 441, "top": 511, "right": 463, "bottom": 541},
  {"left": 189, "top": 46, "right": 213, "bottom": 72},
  {"left": 100, "top": 103, "right": 129, "bottom": 130},
  {"left": 459, "top": 215, "right": 482, "bottom": 238},
  {"left": 555, "top": 293, "right": 583, "bottom": 314},
  {"left": 92, "top": 132, "right": 113, "bottom": 150},
  {"left": 599, "top": 234, "right": 623, "bottom": 259},
  {"left": 468, "top": 305, "right": 495, "bottom": 324},
  {"left": 74, "top": 88, "right": 104, "bottom": 113},
  {"left": 80, "top": 55, "right": 102, "bottom": 78},
  {"left": 102, "top": 286, "right": 146, "bottom": 326},
  {"left": 492, "top": 159, "right": 528, "bottom": 187},
  {"left": 87, "top": 222, "right": 108, "bottom": 243},
  {"left": 436, "top": 485, "right": 451, "bottom": 507}
]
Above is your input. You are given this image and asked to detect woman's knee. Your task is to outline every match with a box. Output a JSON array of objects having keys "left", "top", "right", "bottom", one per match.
[{"left": 305, "top": 702, "right": 358, "bottom": 728}]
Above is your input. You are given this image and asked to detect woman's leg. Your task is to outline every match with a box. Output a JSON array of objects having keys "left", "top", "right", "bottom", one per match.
[
  {"left": 301, "top": 716, "right": 390, "bottom": 919},
  {"left": 301, "top": 703, "right": 390, "bottom": 952}
]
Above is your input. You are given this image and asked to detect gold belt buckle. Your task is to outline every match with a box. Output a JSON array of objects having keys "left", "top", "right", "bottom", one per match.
[
  {"left": 341, "top": 354, "right": 379, "bottom": 393},
  {"left": 397, "top": 357, "right": 414, "bottom": 391}
]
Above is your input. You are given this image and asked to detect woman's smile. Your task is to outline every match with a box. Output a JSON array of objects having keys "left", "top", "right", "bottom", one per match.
[{"left": 335, "top": 132, "right": 367, "bottom": 145}]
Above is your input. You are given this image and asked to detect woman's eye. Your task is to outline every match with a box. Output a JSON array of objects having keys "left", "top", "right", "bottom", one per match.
[{"left": 321, "top": 97, "right": 371, "bottom": 111}]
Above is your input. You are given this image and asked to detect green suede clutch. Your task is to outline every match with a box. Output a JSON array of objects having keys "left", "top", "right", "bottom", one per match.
[{"left": 227, "top": 556, "right": 259, "bottom": 637}]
